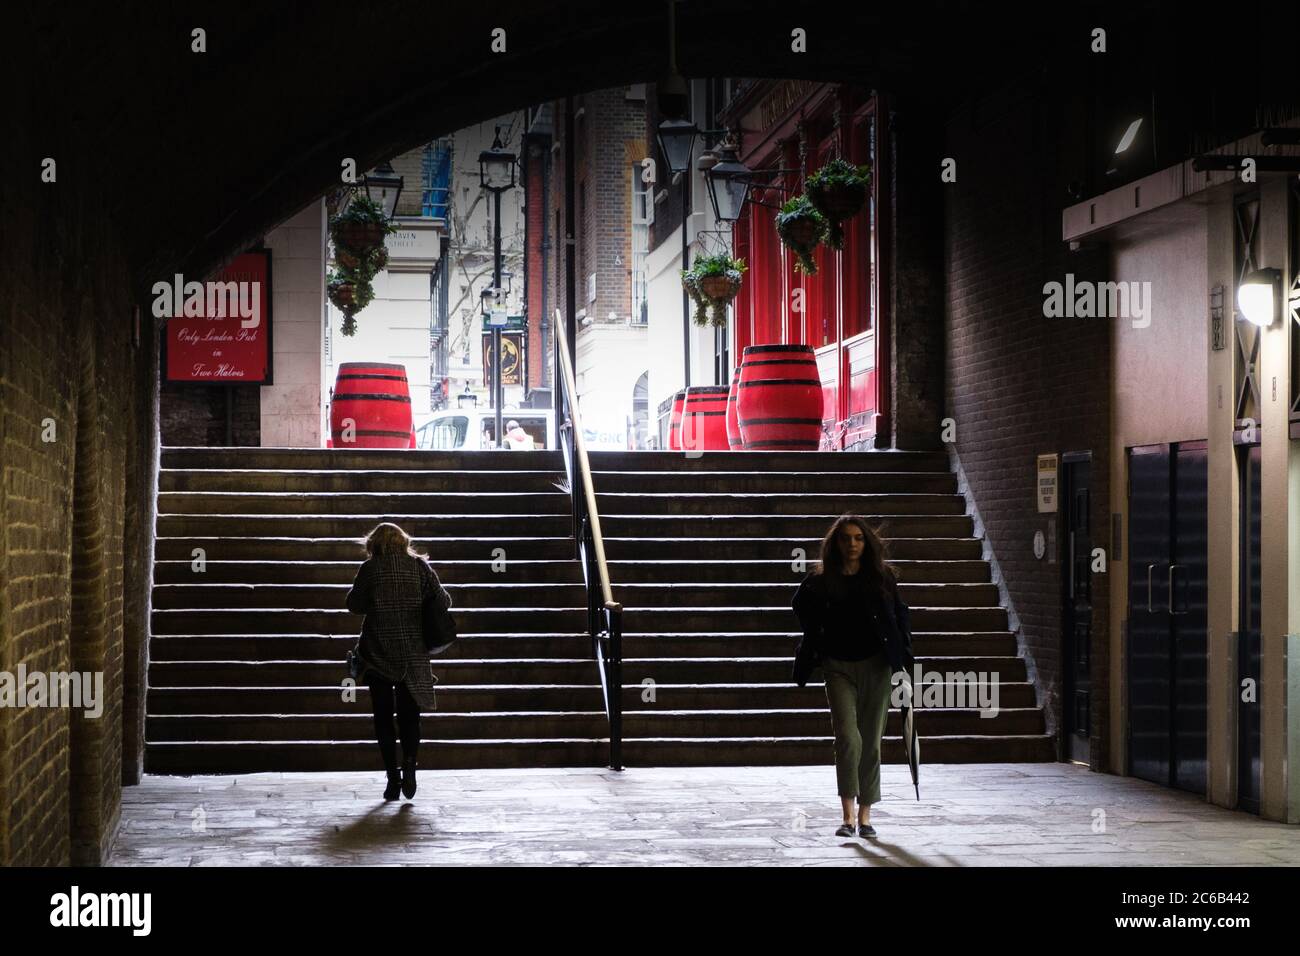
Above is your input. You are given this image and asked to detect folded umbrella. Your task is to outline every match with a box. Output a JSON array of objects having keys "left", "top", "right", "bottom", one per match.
[{"left": 897, "top": 672, "right": 920, "bottom": 799}]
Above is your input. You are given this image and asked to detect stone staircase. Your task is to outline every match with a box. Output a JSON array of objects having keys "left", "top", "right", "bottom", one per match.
[{"left": 146, "top": 447, "right": 1054, "bottom": 773}]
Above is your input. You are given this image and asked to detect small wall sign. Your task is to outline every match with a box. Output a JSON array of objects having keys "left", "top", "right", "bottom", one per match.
[
  {"left": 1033, "top": 530, "right": 1046, "bottom": 560},
  {"left": 1037, "top": 453, "right": 1059, "bottom": 513}
]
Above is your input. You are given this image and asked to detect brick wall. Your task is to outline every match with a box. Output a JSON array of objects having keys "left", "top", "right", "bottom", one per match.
[
  {"left": 943, "top": 78, "right": 1112, "bottom": 764},
  {"left": 390, "top": 148, "right": 426, "bottom": 219},
  {"left": 160, "top": 383, "right": 261, "bottom": 446},
  {"left": 1, "top": 104, "right": 148, "bottom": 862},
  {"left": 547, "top": 88, "right": 647, "bottom": 332}
]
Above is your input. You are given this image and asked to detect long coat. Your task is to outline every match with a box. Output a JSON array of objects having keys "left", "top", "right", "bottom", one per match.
[
  {"left": 790, "top": 571, "right": 916, "bottom": 687},
  {"left": 345, "top": 552, "right": 451, "bottom": 710}
]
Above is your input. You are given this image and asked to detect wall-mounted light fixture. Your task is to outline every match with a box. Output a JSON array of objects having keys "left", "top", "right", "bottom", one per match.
[{"left": 1238, "top": 268, "right": 1281, "bottom": 327}]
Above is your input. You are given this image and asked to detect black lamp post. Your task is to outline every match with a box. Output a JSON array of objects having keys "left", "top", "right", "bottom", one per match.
[
  {"left": 658, "top": 117, "right": 701, "bottom": 389},
  {"left": 479, "top": 126, "right": 517, "bottom": 449}
]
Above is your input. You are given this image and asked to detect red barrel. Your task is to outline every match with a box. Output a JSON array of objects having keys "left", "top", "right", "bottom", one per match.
[
  {"left": 681, "top": 386, "right": 730, "bottom": 452},
  {"left": 330, "top": 362, "right": 413, "bottom": 449},
  {"left": 736, "top": 344, "right": 824, "bottom": 450},
  {"left": 725, "top": 367, "right": 743, "bottom": 449},
  {"left": 667, "top": 389, "right": 686, "bottom": 450}
]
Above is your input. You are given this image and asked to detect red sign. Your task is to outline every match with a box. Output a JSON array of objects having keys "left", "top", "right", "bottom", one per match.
[{"left": 163, "top": 251, "right": 273, "bottom": 383}]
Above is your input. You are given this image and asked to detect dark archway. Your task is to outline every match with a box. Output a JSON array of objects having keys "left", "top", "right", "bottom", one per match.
[{"left": 6, "top": 0, "right": 1297, "bottom": 864}]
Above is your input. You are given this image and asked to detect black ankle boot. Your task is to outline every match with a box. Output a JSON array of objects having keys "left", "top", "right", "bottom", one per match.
[
  {"left": 383, "top": 769, "right": 402, "bottom": 801},
  {"left": 401, "top": 757, "right": 417, "bottom": 799}
]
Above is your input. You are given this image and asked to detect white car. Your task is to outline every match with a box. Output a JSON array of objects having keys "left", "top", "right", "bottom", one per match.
[{"left": 415, "top": 409, "right": 555, "bottom": 450}]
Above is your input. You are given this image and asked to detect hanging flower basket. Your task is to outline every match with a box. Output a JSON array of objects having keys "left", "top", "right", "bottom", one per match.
[
  {"left": 682, "top": 253, "right": 747, "bottom": 327},
  {"left": 806, "top": 158, "right": 871, "bottom": 249},
  {"left": 699, "top": 273, "right": 740, "bottom": 301},
  {"left": 329, "top": 193, "right": 396, "bottom": 258},
  {"left": 775, "top": 195, "right": 828, "bottom": 274},
  {"left": 334, "top": 220, "right": 386, "bottom": 253}
]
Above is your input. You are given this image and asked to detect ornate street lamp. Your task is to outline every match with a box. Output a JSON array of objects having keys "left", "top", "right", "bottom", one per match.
[
  {"left": 479, "top": 128, "right": 518, "bottom": 192},
  {"left": 656, "top": 118, "right": 700, "bottom": 177},
  {"left": 364, "top": 161, "right": 404, "bottom": 220},
  {"left": 705, "top": 137, "right": 754, "bottom": 224}
]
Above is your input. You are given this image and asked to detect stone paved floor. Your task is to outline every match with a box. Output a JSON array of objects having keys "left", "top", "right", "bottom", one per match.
[{"left": 107, "top": 763, "right": 1300, "bottom": 866}]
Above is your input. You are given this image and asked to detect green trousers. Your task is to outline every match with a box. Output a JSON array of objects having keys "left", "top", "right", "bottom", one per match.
[{"left": 823, "top": 652, "right": 894, "bottom": 803}]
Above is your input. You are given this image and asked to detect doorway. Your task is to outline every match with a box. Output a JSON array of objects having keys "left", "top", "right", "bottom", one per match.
[{"left": 1126, "top": 440, "right": 1208, "bottom": 795}]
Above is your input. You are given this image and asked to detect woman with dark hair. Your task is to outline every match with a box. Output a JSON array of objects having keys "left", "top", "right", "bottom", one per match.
[
  {"left": 346, "top": 522, "right": 451, "bottom": 801},
  {"left": 791, "top": 514, "right": 915, "bottom": 838}
]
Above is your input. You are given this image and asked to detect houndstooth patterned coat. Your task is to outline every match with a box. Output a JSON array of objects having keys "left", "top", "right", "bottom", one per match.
[{"left": 345, "top": 552, "right": 451, "bottom": 710}]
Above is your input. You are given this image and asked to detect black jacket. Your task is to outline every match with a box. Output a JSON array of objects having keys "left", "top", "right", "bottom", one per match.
[{"left": 790, "top": 571, "right": 915, "bottom": 686}]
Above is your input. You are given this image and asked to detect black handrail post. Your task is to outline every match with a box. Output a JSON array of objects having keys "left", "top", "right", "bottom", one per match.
[
  {"left": 553, "top": 302, "right": 622, "bottom": 772},
  {"left": 607, "top": 605, "right": 623, "bottom": 771}
]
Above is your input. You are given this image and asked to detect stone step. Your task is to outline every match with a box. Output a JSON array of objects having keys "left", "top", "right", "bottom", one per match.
[
  {"left": 146, "top": 706, "right": 1044, "bottom": 742},
  {"left": 160, "top": 448, "right": 565, "bottom": 471},
  {"left": 152, "top": 558, "right": 991, "bottom": 586},
  {"left": 148, "top": 655, "right": 1028, "bottom": 686},
  {"left": 159, "top": 491, "right": 571, "bottom": 516},
  {"left": 589, "top": 471, "right": 959, "bottom": 494},
  {"left": 143, "top": 732, "right": 1055, "bottom": 773},
  {"left": 154, "top": 535, "right": 982, "bottom": 563},
  {"left": 588, "top": 450, "right": 952, "bottom": 472},
  {"left": 598, "top": 514, "right": 974, "bottom": 538},
  {"left": 588, "top": 493, "right": 967, "bottom": 516},
  {"left": 155, "top": 536, "right": 578, "bottom": 561},
  {"left": 149, "top": 630, "right": 1021, "bottom": 661},
  {"left": 160, "top": 469, "right": 568, "bottom": 494},
  {"left": 600, "top": 537, "right": 985, "bottom": 561},
  {"left": 159, "top": 447, "right": 949, "bottom": 473},
  {"left": 157, "top": 513, "right": 574, "bottom": 538},
  {"left": 151, "top": 605, "right": 1009, "bottom": 635},
  {"left": 150, "top": 581, "right": 1001, "bottom": 610},
  {"left": 156, "top": 512, "right": 972, "bottom": 539},
  {"left": 147, "top": 681, "right": 1038, "bottom": 714},
  {"left": 160, "top": 468, "right": 959, "bottom": 496}
]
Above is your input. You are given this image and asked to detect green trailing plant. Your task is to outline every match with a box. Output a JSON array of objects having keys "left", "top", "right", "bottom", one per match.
[
  {"left": 805, "top": 158, "right": 871, "bottom": 249},
  {"left": 680, "top": 253, "right": 747, "bottom": 327},
  {"left": 680, "top": 268, "right": 709, "bottom": 325},
  {"left": 775, "top": 195, "right": 829, "bottom": 274},
  {"left": 328, "top": 268, "right": 375, "bottom": 337},
  {"left": 326, "top": 194, "right": 396, "bottom": 337},
  {"left": 329, "top": 193, "right": 398, "bottom": 257}
]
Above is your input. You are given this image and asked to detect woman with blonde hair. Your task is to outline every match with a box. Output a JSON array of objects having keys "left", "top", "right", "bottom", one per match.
[
  {"left": 346, "top": 522, "right": 451, "bottom": 801},
  {"left": 791, "top": 514, "right": 915, "bottom": 838}
]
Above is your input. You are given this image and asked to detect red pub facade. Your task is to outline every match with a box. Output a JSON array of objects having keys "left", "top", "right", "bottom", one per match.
[{"left": 722, "top": 81, "right": 888, "bottom": 449}]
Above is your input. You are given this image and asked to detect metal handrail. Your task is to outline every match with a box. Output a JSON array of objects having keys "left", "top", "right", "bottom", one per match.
[{"left": 554, "top": 307, "right": 623, "bottom": 770}]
